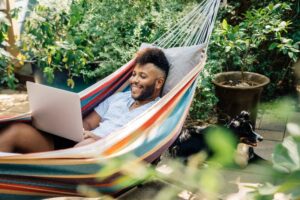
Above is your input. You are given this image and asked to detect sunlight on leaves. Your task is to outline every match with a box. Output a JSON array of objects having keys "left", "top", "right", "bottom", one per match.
[
  {"left": 205, "top": 128, "right": 236, "bottom": 166},
  {"left": 67, "top": 78, "right": 75, "bottom": 88},
  {"left": 273, "top": 136, "right": 300, "bottom": 173},
  {"left": 286, "top": 123, "right": 300, "bottom": 137},
  {"left": 199, "top": 168, "right": 224, "bottom": 199}
]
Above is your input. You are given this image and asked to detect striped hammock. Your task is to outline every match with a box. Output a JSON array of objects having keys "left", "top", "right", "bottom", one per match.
[{"left": 0, "top": 0, "right": 221, "bottom": 198}]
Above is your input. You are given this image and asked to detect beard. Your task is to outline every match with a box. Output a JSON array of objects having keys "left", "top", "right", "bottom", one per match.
[{"left": 131, "top": 83, "right": 156, "bottom": 101}]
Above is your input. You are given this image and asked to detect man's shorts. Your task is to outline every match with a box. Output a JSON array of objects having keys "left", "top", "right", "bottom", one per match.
[
  {"left": 52, "top": 134, "right": 77, "bottom": 150},
  {"left": 41, "top": 131, "right": 76, "bottom": 150}
]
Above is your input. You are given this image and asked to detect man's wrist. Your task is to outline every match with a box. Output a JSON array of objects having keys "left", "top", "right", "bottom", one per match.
[{"left": 83, "top": 130, "right": 101, "bottom": 140}]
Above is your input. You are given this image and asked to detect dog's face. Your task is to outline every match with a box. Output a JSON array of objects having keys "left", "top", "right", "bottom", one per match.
[{"left": 228, "top": 111, "right": 263, "bottom": 146}]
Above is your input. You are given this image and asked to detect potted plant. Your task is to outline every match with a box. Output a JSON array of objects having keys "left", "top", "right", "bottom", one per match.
[
  {"left": 209, "top": 2, "right": 299, "bottom": 126},
  {"left": 20, "top": 0, "right": 99, "bottom": 92},
  {"left": 213, "top": 71, "right": 269, "bottom": 126}
]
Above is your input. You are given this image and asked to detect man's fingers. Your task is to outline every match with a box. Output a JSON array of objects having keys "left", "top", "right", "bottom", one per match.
[
  {"left": 83, "top": 130, "right": 96, "bottom": 139},
  {"left": 83, "top": 131, "right": 91, "bottom": 139},
  {"left": 83, "top": 130, "right": 101, "bottom": 140}
]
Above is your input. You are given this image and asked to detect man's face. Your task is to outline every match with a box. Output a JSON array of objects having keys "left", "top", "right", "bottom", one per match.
[{"left": 129, "top": 63, "right": 165, "bottom": 101}]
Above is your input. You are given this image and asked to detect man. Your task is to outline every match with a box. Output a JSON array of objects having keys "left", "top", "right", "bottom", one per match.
[{"left": 0, "top": 48, "right": 170, "bottom": 153}]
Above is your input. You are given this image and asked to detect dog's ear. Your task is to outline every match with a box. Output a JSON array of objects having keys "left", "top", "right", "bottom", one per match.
[
  {"left": 229, "top": 120, "right": 240, "bottom": 128},
  {"left": 240, "top": 111, "right": 250, "bottom": 120}
]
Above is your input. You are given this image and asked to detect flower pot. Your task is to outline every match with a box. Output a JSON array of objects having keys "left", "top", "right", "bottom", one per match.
[
  {"left": 212, "top": 71, "right": 270, "bottom": 128},
  {"left": 31, "top": 64, "right": 97, "bottom": 92}
]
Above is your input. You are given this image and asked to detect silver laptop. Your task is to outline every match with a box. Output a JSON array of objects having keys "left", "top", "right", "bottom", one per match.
[{"left": 26, "top": 81, "right": 84, "bottom": 142}]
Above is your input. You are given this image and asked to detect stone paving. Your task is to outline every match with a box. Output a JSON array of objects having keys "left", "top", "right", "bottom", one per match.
[
  {"left": 0, "top": 89, "right": 299, "bottom": 199},
  {"left": 0, "top": 89, "right": 29, "bottom": 116}
]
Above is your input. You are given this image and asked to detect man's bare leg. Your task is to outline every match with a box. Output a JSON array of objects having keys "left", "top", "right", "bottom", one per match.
[{"left": 0, "top": 123, "right": 54, "bottom": 153}]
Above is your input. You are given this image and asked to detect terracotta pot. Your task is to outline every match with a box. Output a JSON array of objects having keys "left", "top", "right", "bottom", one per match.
[{"left": 212, "top": 71, "right": 270, "bottom": 128}]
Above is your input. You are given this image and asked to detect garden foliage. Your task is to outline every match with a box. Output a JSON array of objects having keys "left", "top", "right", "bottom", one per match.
[
  {"left": 0, "top": 12, "right": 18, "bottom": 89},
  {"left": 190, "top": 0, "right": 300, "bottom": 120},
  {"left": 2, "top": 0, "right": 299, "bottom": 121},
  {"left": 21, "top": 0, "right": 196, "bottom": 87}
]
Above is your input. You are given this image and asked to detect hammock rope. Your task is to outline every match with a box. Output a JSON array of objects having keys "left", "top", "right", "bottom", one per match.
[{"left": 153, "top": 0, "right": 220, "bottom": 48}]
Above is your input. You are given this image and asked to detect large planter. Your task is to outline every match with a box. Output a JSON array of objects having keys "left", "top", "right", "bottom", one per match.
[
  {"left": 212, "top": 71, "right": 270, "bottom": 127},
  {"left": 31, "top": 64, "right": 97, "bottom": 93}
]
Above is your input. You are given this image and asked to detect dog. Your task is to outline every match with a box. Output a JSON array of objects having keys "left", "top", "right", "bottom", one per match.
[{"left": 169, "top": 111, "right": 264, "bottom": 166}]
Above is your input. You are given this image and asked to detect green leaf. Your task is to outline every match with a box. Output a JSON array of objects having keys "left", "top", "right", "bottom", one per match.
[
  {"left": 47, "top": 54, "right": 52, "bottom": 64},
  {"left": 268, "top": 43, "right": 278, "bottom": 50},
  {"left": 288, "top": 52, "right": 294, "bottom": 59},
  {"left": 67, "top": 78, "right": 75, "bottom": 88},
  {"left": 205, "top": 128, "right": 236, "bottom": 166},
  {"left": 222, "top": 19, "right": 228, "bottom": 31},
  {"left": 289, "top": 47, "right": 300, "bottom": 53},
  {"left": 272, "top": 136, "right": 300, "bottom": 173},
  {"left": 43, "top": 67, "right": 54, "bottom": 83},
  {"left": 225, "top": 46, "right": 231, "bottom": 52},
  {"left": 62, "top": 56, "right": 68, "bottom": 63},
  {"left": 273, "top": 3, "right": 282, "bottom": 10},
  {"left": 233, "top": 25, "right": 239, "bottom": 33}
]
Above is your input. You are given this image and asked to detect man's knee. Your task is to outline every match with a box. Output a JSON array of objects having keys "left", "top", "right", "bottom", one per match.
[
  {"left": 2, "top": 123, "right": 38, "bottom": 144},
  {"left": 0, "top": 123, "right": 29, "bottom": 152},
  {"left": 6, "top": 123, "right": 31, "bottom": 136}
]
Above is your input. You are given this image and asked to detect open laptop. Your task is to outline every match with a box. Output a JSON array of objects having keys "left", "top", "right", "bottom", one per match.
[{"left": 26, "top": 81, "right": 84, "bottom": 142}]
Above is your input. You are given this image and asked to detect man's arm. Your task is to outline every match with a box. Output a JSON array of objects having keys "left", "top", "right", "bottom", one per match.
[{"left": 83, "top": 111, "right": 101, "bottom": 131}]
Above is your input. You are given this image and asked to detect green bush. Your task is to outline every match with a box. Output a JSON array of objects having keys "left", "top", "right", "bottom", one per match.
[
  {"left": 189, "top": 65, "right": 218, "bottom": 120},
  {"left": 190, "top": 0, "right": 300, "bottom": 120},
  {"left": 22, "top": 0, "right": 99, "bottom": 87},
  {"left": 0, "top": 12, "right": 18, "bottom": 89},
  {"left": 21, "top": 0, "right": 197, "bottom": 88},
  {"left": 212, "top": 2, "right": 299, "bottom": 95}
]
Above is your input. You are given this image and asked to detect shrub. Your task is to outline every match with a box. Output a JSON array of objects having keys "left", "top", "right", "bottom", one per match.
[
  {"left": 21, "top": 0, "right": 197, "bottom": 88},
  {"left": 210, "top": 2, "right": 299, "bottom": 95},
  {"left": 190, "top": 0, "right": 300, "bottom": 120},
  {"left": 0, "top": 12, "right": 18, "bottom": 89}
]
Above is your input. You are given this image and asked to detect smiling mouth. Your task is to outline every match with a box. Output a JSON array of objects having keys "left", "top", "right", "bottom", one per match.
[{"left": 131, "top": 84, "right": 142, "bottom": 91}]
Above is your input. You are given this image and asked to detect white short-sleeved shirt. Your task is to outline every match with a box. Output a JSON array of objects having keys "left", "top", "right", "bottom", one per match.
[{"left": 92, "top": 91, "right": 159, "bottom": 137}]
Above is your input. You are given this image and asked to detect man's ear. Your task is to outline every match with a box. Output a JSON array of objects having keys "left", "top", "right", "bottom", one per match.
[{"left": 156, "top": 77, "right": 165, "bottom": 90}]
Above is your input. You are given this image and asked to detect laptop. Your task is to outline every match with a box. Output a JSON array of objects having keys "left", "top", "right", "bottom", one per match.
[{"left": 26, "top": 81, "right": 84, "bottom": 142}]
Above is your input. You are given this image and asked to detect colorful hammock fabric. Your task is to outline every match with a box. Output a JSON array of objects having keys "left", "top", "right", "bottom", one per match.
[
  {"left": 0, "top": 0, "right": 221, "bottom": 198},
  {"left": 0, "top": 58, "right": 205, "bottom": 198}
]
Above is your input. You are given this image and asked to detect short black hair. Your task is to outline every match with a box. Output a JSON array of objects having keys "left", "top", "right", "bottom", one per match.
[{"left": 135, "top": 48, "right": 170, "bottom": 78}]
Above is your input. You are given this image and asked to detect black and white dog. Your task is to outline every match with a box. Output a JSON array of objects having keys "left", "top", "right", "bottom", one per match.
[{"left": 170, "top": 111, "right": 263, "bottom": 166}]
